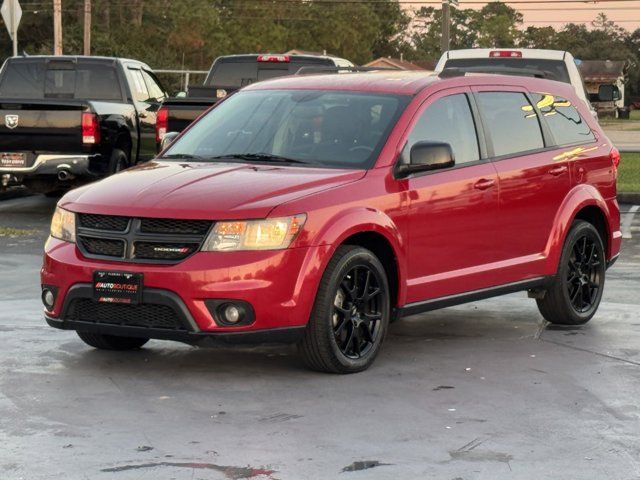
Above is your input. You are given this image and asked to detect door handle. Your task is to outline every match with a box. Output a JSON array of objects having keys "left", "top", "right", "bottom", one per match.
[
  {"left": 548, "top": 165, "right": 568, "bottom": 176},
  {"left": 473, "top": 178, "right": 495, "bottom": 190}
]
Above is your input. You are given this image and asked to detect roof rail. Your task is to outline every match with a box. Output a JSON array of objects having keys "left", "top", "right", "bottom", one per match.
[
  {"left": 439, "top": 66, "right": 554, "bottom": 80},
  {"left": 295, "top": 65, "right": 397, "bottom": 75}
]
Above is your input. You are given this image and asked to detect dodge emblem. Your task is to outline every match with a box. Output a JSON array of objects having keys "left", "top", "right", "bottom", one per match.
[{"left": 5, "top": 115, "right": 18, "bottom": 129}]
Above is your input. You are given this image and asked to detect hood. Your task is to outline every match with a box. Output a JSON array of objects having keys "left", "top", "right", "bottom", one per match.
[{"left": 61, "top": 161, "right": 365, "bottom": 219}]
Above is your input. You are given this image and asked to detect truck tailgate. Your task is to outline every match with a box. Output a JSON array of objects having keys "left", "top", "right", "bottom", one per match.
[
  {"left": 162, "top": 98, "right": 217, "bottom": 133},
  {"left": 0, "top": 100, "right": 87, "bottom": 152}
]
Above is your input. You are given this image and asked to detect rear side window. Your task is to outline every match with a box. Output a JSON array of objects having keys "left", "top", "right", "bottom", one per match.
[
  {"left": 477, "top": 92, "right": 544, "bottom": 157},
  {"left": 127, "top": 68, "right": 150, "bottom": 102},
  {"left": 403, "top": 94, "right": 479, "bottom": 165},
  {"left": 0, "top": 61, "right": 45, "bottom": 97},
  {"left": 0, "top": 60, "right": 122, "bottom": 100},
  {"left": 531, "top": 93, "right": 595, "bottom": 146}
]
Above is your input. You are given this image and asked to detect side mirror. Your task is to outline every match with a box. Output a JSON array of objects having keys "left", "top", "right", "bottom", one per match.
[
  {"left": 598, "top": 84, "right": 621, "bottom": 102},
  {"left": 397, "top": 142, "right": 455, "bottom": 177},
  {"left": 160, "top": 131, "right": 180, "bottom": 151},
  {"left": 175, "top": 91, "right": 187, "bottom": 98}
]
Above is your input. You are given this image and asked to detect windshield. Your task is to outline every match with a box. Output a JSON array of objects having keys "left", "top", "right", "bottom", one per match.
[
  {"left": 444, "top": 58, "right": 571, "bottom": 84},
  {"left": 164, "top": 89, "right": 408, "bottom": 169}
]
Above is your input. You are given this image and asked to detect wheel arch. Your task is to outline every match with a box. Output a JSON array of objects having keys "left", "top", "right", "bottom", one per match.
[
  {"left": 304, "top": 207, "right": 408, "bottom": 308},
  {"left": 545, "top": 185, "right": 614, "bottom": 272}
]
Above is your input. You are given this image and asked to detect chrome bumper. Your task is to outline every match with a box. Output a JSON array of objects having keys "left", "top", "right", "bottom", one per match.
[{"left": 0, "top": 154, "right": 97, "bottom": 176}]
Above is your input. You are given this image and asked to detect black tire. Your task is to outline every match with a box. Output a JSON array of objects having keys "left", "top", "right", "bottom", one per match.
[
  {"left": 76, "top": 331, "right": 149, "bottom": 350},
  {"left": 537, "top": 220, "right": 606, "bottom": 325},
  {"left": 298, "top": 245, "right": 390, "bottom": 373},
  {"left": 108, "top": 148, "right": 130, "bottom": 174}
]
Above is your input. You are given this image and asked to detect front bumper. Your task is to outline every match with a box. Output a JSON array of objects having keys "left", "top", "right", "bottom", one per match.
[
  {"left": 42, "top": 237, "right": 330, "bottom": 341},
  {"left": 0, "top": 154, "right": 99, "bottom": 179}
]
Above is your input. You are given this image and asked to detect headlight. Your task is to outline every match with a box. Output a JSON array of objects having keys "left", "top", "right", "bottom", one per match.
[
  {"left": 50, "top": 207, "right": 76, "bottom": 243},
  {"left": 202, "top": 214, "right": 306, "bottom": 251}
]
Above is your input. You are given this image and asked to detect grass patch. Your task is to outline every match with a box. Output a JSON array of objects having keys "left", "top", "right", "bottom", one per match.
[
  {"left": 0, "top": 226, "right": 39, "bottom": 237},
  {"left": 619, "top": 152, "right": 640, "bottom": 193}
]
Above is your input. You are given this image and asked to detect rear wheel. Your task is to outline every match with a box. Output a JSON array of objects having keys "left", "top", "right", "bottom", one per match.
[
  {"left": 76, "top": 331, "right": 149, "bottom": 350},
  {"left": 299, "top": 246, "right": 390, "bottom": 373},
  {"left": 537, "top": 220, "right": 606, "bottom": 325},
  {"left": 108, "top": 148, "right": 130, "bottom": 174}
]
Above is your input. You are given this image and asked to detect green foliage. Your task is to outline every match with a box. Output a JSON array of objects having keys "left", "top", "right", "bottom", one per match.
[
  {"left": 0, "top": 1, "right": 639, "bottom": 99},
  {"left": 619, "top": 153, "right": 640, "bottom": 193}
]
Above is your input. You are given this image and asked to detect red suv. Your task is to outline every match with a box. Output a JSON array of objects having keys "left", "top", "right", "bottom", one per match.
[{"left": 42, "top": 71, "right": 621, "bottom": 373}]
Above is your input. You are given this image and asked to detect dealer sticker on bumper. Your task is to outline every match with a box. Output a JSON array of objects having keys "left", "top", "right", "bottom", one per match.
[{"left": 93, "top": 271, "right": 143, "bottom": 304}]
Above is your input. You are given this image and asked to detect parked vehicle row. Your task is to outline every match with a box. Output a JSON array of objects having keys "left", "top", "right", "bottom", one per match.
[
  {"left": 42, "top": 70, "right": 621, "bottom": 372},
  {"left": 434, "top": 48, "right": 621, "bottom": 119},
  {"left": 157, "top": 53, "right": 354, "bottom": 142}
]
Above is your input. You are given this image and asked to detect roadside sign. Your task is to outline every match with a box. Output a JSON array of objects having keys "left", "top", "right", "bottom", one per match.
[{"left": 1, "top": 0, "right": 22, "bottom": 56}]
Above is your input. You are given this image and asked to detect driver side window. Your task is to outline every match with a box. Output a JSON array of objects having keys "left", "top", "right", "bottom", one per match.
[{"left": 402, "top": 94, "right": 480, "bottom": 165}]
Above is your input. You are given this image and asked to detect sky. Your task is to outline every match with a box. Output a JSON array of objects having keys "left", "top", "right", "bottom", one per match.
[{"left": 407, "top": 0, "right": 640, "bottom": 31}]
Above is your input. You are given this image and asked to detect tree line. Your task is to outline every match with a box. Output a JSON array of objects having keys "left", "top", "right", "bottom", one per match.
[{"left": 0, "top": 1, "right": 638, "bottom": 97}]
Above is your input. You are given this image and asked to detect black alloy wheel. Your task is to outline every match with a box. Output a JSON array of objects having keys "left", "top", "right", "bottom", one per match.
[
  {"left": 332, "top": 266, "right": 384, "bottom": 359},
  {"left": 566, "top": 234, "right": 602, "bottom": 313},
  {"left": 537, "top": 220, "right": 606, "bottom": 325},
  {"left": 299, "top": 245, "right": 390, "bottom": 373}
]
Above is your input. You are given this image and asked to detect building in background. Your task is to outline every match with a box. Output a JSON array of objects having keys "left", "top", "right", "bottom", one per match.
[{"left": 364, "top": 57, "right": 427, "bottom": 71}]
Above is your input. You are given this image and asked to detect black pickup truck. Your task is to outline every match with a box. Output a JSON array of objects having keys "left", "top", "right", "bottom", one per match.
[
  {"left": 0, "top": 55, "right": 167, "bottom": 194},
  {"left": 157, "top": 53, "right": 353, "bottom": 144}
]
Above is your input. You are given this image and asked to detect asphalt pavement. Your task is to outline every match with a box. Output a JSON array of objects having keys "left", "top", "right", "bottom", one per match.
[{"left": 1, "top": 195, "right": 640, "bottom": 480}]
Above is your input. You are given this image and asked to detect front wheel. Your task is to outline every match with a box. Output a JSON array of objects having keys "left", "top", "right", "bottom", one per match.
[
  {"left": 298, "top": 246, "right": 390, "bottom": 373},
  {"left": 537, "top": 220, "right": 606, "bottom": 325},
  {"left": 77, "top": 331, "right": 149, "bottom": 350}
]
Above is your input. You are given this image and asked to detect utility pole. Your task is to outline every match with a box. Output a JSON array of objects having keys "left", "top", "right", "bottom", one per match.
[
  {"left": 53, "top": 0, "right": 62, "bottom": 55},
  {"left": 441, "top": 0, "right": 458, "bottom": 54},
  {"left": 441, "top": 0, "right": 450, "bottom": 54},
  {"left": 9, "top": 0, "right": 17, "bottom": 56},
  {"left": 83, "top": 0, "right": 91, "bottom": 56}
]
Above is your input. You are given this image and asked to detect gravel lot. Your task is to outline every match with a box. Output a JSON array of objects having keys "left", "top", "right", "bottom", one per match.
[{"left": 1, "top": 194, "right": 639, "bottom": 480}]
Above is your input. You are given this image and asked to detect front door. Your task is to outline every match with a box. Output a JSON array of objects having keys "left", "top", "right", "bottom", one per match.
[{"left": 401, "top": 89, "right": 501, "bottom": 303}]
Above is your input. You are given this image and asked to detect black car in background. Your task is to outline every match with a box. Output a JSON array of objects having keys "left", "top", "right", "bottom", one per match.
[
  {"left": 157, "top": 53, "right": 354, "bottom": 144},
  {"left": 0, "top": 56, "right": 166, "bottom": 194}
]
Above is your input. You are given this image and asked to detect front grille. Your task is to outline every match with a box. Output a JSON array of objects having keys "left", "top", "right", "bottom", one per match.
[
  {"left": 68, "top": 298, "right": 187, "bottom": 331},
  {"left": 134, "top": 242, "right": 199, "bottom": 260},
  {"left": 76, "top": 215, "right": 213, "bottom": 263},
  {"left": 140, "top": 218, "right": 212, "bottom": 235},
  {"left": 79, "top": 213, "right": 129, "bottom": 232},
  {"left": 79, "top": 237, "right": 125, "bottom": 257}
]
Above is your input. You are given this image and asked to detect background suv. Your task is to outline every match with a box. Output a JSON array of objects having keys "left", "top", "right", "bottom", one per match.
[{"left": 42, "top": 71, "right": 621, "bottom": 373}]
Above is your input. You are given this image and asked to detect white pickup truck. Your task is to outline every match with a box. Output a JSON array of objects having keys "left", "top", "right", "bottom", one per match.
[{"left": 435, "top": 48, "right": 620, "bottom": 119}]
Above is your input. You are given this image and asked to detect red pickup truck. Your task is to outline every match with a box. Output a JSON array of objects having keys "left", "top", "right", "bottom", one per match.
[{"left": 42, "top": 71, "right": 621, "bottom": 373}]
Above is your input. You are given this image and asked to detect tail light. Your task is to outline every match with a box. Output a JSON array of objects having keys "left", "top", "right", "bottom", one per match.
[
  {"left": 257, "top": 54, "right": 290, "bottom": 63},
  {"left": 489, "top": 50, "right": 522, "bottom": 58},
  {"left": 156, "top": 107, "right": 168, "bottom": 143},
  {"left": 611, "top": 147, "right": 621, "bottom": 173},
  {"left": 81, "top": 112, "right": 100, "bottom": 145}
]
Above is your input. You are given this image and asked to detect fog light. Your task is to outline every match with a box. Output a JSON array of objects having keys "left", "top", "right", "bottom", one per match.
[
  {"left": 223, "top": 304, "right": 242, "bottom": 324},
  {"left": 42, "top": 289, "right": 55, "bottom": 309}
]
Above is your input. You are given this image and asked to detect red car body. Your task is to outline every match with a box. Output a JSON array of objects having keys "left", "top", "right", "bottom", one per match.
[{"left": 42, "top": 72, "right": 621, "bottom": 346}]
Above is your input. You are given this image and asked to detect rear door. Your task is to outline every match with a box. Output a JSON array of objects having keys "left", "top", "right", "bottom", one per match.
[
  {"left": 124, "top": 66, "right": 160, "bottom": 161},
  {"left": 472, "top": 87, "right": 571, "bottom": 278},
  {"left": 401, "top": 88, "right": 502, "bottom": 303}
]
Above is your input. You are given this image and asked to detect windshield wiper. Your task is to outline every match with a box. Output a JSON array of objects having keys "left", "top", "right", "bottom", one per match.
[
  {"left": 212, "top": 153, "right": 315, "bottom": 165},
  {"left": 160, "top": 153, "right": 207, "bottom": 161}
]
